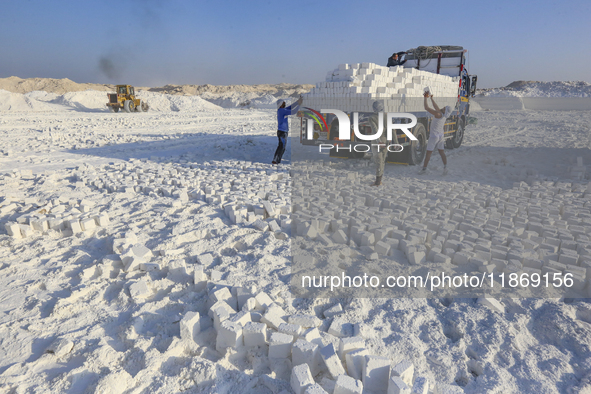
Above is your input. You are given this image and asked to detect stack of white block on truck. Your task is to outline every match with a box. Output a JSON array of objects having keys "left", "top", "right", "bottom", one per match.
[{"left": 298, "top": 45, "right": 478, "bottom": 165}]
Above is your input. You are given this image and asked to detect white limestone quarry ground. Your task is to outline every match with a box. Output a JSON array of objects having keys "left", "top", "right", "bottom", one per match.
[{"left": 0, "top": 100, "right": 590, "bottom": 394}]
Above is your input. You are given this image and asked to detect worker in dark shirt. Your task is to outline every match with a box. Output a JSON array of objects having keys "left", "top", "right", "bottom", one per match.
[{"left": 387, "top": 51, "right": 407, "bottom": 67}]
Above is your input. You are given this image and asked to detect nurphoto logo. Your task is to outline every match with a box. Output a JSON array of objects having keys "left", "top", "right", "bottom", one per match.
[{"left": 304, "top": 109, "right": 418, "bottom": 153}]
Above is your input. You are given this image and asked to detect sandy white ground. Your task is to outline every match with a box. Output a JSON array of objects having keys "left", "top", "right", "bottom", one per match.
[{"left": 0, "top": 91, "right": 591, "bottom": 394}]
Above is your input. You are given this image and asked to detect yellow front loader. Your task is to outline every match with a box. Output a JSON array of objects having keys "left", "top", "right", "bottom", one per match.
[{"left": 106, "top": 85, "right": 149, "bottom": 113}]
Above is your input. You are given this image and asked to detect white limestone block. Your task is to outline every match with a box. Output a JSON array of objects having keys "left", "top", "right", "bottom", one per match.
[
  {"left": 289, "top": 314, "right": 321, "bottom": 328},
  {"left": 363, "top": 355, "right": 391, "bottom": 392},
  {"left": 324, "top": 303, "right": 343, "bottom": 318},
  {"left": 68, "top": 220, "right": 83, "bottom": 234},
  {"left": 339, "top": 336, "right": 365, "bottom": 360},
  {"left": 291, "top": 363, "right": 315, "bottom": 394},
  {"left": 388, "top": 376, "right": 411, "bottom": 394},
  {"left": 320, "top": 343, "right": 346, "bottom": 378},
  {"left": 346, "top": 348, "right": 368, "bottom": 380},
  {"left": 302, "top": 327, "right": 323, "bottom": 346},
  {"left": 243, "top": 321, "right": 267, "bottom": 347},
  {"left": 253, "top": 219, "right": 269, "bottom": 231},
  {"left": 229, "top": 310, "right": 252, "bottom": 326},
  {"left": 211, "top": 302, "right": 235, "bottom": 331},
  {"left": 407, "top": 251, "right": 425, "bottom": 265},
  {"left": 269, "top": 220, "right": 281, "bottom": 232},
  {"left": 180, "top": 311, "right": 200, "bottom": 342},
  {"left": 329, "top": 318, "right": 354, "bottom": 338},
  {"left": 292, "top": 339, "right": 320, "bottom": 375},
  {"left": 234, "top": 287, "right": 254, "bottom": 310},
  {"left": 305, "top": 384, "right": 329, "bottom": 394},
  {"left": 375, "top": 241, "right": 391, "bottom": 255},
  {"left": 333, "top": 230, "right": 348, "bottom": 244},
  {"left": 261, "top": 308, "right": 286, "bottom": 330},
  {"left": 211, "top": 287, "right": 238, "bottom": 311},
  {"left": 269, "top": 332, "right": 293, "bottom": 358},
  {"left": 242, "top": 297, "right": 257, "bottom": 312},
  {"left": 5, "top": 222, "right": 22, "bottom": 238},
  {"left": 216, "top": 320, "right": 243, "bottom": 352},
  {"left": 391, "top": 360, "right": 414, "bottom": 387},
  {"left": 334, "top": 374, "right": 363, "bottom": 394},
  {"left": 255, "top": 292, "right": 274, "bottom": 310},
  {"left": 279, "top": 323, "right": 302, "bottom": 338},
  {"left": 96, "top": 213, "right": 110, "bottom": 227},
  {"left": 129, "top": 279, "right": 150, "bottom": 301},
  {"left": 31, "top": 219, "right": 48, "bottom": 232},
  {"left": 194, "top": 265, "right": 207, "bottom": 290}
]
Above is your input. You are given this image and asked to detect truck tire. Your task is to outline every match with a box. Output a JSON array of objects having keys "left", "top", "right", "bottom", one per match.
[
  {"left": 452, "top": 119, "right": 464, "bottom": 148},
  {"left": 141, "top": 101, "right": 149, "bottom": 112},
  {"left": 408, "top": 123, "right": 427, "bottom": 165},
  {"left": 135, "top": 100, "right": 144, "bottom": 112},
  {"left": 445, "top": 136, "right": 454, "bottom": 150},
  {"left": 108, "top": 106, "right": 119, "bottom": 113},
  {"left": 124, "top": 100, "right": 135, "bottom": 113}
]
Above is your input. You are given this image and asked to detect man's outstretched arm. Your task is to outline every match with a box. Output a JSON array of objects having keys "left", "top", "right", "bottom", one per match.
[
  {"left": 287, "top": 96, "right": 304, "bottom": 115},
  {"left": 423, "top": 93, "right": 441, "bottom": 117},
  {"left": 430, "top": 96, "right": 442, "bottom": 114}
]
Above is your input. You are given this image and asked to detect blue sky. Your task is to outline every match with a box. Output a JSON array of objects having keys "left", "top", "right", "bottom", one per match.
[{"left": 1, "top": 0, "right": 590, "bottom": 88}]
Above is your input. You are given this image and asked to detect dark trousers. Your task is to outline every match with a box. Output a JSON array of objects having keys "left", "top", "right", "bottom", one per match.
[{"left": 273, "top": 130, "right": 288, "bottom": 163}]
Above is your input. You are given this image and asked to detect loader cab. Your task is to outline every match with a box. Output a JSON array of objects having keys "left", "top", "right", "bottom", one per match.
[{"left": 116, "top": 85, "right": 134, "bottom": 96}]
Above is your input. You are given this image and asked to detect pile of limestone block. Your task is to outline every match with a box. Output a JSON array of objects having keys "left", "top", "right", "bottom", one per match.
[{"left": 303, "top": 63, "right": 460, "bottom": 113}]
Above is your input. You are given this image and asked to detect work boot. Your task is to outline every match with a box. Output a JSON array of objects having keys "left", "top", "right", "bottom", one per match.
[{"left": 371, "top": 175, "right": 382, "bottom": 186}]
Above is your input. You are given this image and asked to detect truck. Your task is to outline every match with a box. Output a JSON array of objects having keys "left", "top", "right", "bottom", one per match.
[
  {"left": 298, "top": 46, "right": 477, "bottom": 165},
  {"left": 106, "top": 85, "right": 149, "bottom": 113}
]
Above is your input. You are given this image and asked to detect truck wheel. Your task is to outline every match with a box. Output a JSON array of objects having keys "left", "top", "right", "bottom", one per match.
[
  {"left": 124, "top": 100, "right": 135, "bottom": 113},
  {"left": 408, "top": 123, "right": 427, "bottom": 165},
  {"left": 452, "top": 120, "right": 464, "bottom": 148},
  {"left": 108, "top": 106, "right": 118, "bottom": 113},
  {"left": 141, "top": 101, "right": 149, "bottom": 112},
  {"left": 135, "top": 100, "right": 144, "bottom": 112}
]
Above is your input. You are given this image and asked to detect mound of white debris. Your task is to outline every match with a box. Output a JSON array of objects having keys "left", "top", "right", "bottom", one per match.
[
  {"left": 478, "top": 80, "right": 591, "bottom": 97},
  {"left": 0, "top": 77, "right": 313, "bottom": 110},
  {"left": 0, "top": 89, "right": 222, "bottom": 112},
  {"left": 0, "top": 89, "right": 54, "bottom": 111}
]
